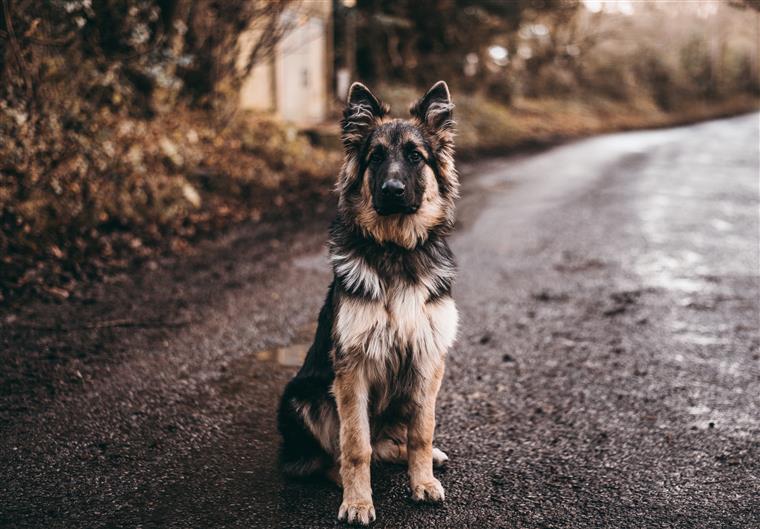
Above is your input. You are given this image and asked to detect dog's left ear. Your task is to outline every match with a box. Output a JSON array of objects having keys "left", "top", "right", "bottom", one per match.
[
  {"left": 411, "top": 82, "right": 458, "bottom": 198},
  {"left": 410, "top": 81, "right": 455, "bottom": 136}
]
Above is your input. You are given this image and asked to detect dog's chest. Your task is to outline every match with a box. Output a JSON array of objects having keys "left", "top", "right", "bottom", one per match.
[{"left": 335, "top": 281, "right": 458, "bottom": 370}]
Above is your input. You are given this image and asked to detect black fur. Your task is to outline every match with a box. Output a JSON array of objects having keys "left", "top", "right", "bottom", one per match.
[
  {"left": 329, "top": 217, "right": 455, "bottom": 301},
  {"left": 277, "top": 81, "right": 457, "bottom": 479},
  {"left": 277, "top": 282, "right": 337, "bottom": 476}
]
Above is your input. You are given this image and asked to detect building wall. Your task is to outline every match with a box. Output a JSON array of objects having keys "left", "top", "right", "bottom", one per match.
[
  {"left": 237, "top": 27, "right": 275, "bottom": 112},
  {"left": 238, "top": 2, "right": 331, "bottom": 126},
  {"left": 274, "top": 16, "right": 327, "bottom": 125},
  {"left": 240, "top": 60, "right": 274, "bottom": 112}
]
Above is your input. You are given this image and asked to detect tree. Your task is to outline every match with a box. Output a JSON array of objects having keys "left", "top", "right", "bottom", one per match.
[
  {"left": 0, "top": 0, "right": 294, "bottom": 114},
  {"left": 347, "top": 0, "right": 579, "bottom": 87}
]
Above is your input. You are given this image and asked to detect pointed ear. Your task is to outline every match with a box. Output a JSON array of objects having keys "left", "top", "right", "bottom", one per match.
[
  {"left": 410, "top": 81, "right": 454, "bottom": 133},
  {"left": 347, "top": 82, "right": 384, "bottom": 115},
  {"left": 341, "top": 82, "right": 389, "bottom": 153}
]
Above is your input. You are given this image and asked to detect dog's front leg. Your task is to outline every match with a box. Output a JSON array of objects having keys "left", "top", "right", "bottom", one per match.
[
  {"left": 334, "top": 373, "right": 375, "bottom": 525},
  {"left": 407, "top": 361, "right": 445, "bottom": 503}
]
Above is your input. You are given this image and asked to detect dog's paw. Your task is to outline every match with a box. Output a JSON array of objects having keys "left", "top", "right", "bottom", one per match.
[
  {"left": 432, "top": 448, "right": 449, "bottom": 467},
  {"left": 411, "top": 478, "right": 445, "bottom": 503},
  {"left": 338, "top": 500, "right": 376, "bottom": 525}
]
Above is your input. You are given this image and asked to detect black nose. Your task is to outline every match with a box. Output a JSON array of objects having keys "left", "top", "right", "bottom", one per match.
[{"left": 381, "top": 179, "right": 405, "bottom": 197}]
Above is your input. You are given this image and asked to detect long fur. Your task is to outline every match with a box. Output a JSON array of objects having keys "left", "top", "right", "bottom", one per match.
[{"left": 278, "top": 81, "right": 459, "bottom": 524}]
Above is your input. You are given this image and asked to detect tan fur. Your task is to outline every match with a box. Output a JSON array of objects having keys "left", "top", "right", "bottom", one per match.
[
  {"left": 334, "top": 285, "right": 458, "bottom": 386},
  {"left": 336, "top": 157, "right": 360, "bottom": 199},
  {"left": 371, "top": 421, "right": 407, "bottom": 463},
  {"left": 333, "top": 373, "right": 376, "bottom": 525},
  {"left": 373, "top": 426, "right": 449, "bottom": 468},
  {"left": 407, "top": 361, "right": 446, "bottom": 503},
  {"left": 373, "top": 437, "right": 407, "bottom": 464}
]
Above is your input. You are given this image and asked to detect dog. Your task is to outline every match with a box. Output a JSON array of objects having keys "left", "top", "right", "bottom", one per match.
[{"left": 277, "top": 80, "right": 459, "bottom": 526}]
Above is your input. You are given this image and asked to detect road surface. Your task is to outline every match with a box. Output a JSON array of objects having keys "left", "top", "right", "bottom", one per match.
[{"left": 1, "top": 113, "right": 759, "bottom": 529}]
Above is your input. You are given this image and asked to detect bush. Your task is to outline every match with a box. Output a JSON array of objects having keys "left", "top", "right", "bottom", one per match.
[
  {"left": 680, "top": 35, "right": 717, "bottom": 99},
  {"left": 633, "top": 49, "right": 679, "bottom": 111},
  {"left": 0, "top": 107, "right": 340, "bottom": 302}
]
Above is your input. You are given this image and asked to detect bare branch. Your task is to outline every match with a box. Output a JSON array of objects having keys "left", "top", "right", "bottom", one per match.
[{"left": 2, "top": 0, "right": 34, "bottom": 104}]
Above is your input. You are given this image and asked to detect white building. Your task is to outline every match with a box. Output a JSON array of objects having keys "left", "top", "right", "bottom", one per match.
[{"left": 238, "top": 1, "right": 333, "bottom": 126}]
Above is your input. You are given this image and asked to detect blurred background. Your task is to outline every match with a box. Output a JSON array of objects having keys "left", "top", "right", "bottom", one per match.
[
  {"left": 2, "top": 4, "right": 759, "bottom": 527},
  {"left": 1, "top": 0, "right": 758, "bottom": 303}
]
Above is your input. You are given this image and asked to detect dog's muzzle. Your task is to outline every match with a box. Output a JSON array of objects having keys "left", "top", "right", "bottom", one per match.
[{"left": 375, "top": 179, "right": 418, "bottom": 216}]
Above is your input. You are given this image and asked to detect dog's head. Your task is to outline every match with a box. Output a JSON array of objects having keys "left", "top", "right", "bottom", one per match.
[{"left": 337, "top": 81, "right": 458, "bottom": 249}]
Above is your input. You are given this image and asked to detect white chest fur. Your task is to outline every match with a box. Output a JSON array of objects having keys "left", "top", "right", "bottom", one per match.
[{"left": 335, "top": 282, "right": 458, "bottom": 377}]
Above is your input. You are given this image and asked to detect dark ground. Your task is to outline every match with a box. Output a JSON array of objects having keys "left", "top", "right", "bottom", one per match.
[{"left": 1, "top": 113, "right": 759, "bottom": 529}]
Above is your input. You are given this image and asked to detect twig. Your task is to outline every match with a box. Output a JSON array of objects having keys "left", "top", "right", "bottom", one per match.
[
  {"left": 1, "top": 0, "right": 34, "bottom": 103},
  {"left": 0, "top": 28, "right": 75, "bottom": 47},
  {"left": 4, "top": 318, "right": 199, "bottom": 332}
]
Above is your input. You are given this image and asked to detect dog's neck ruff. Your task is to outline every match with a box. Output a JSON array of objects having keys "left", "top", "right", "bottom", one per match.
[
  {"left": 329, "top": 218, "right": 459, "bottom": 376},
  {"left": 328, "top": 219, "right": 456, "bottom": 303}
]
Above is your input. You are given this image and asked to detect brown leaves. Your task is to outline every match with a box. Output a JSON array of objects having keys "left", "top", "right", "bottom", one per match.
[{"left": 0, "top": 105, "right": 340, "bottom": 304}]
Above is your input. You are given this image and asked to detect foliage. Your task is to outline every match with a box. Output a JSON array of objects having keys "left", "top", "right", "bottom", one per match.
[
  {"left": 0, "top": 0, "right": 293, "bottom": 112},
  {"left": 0, "top": 105, "right": 339, "bottom": 302},
  {"left": 348, "top": 0, "right": 759, "bottom": 110},
  {"left": 0, "top": 0, "right": 307, "bottom": 302},
  {"left": 377, "top": 85, "right": 757, "bottom": 157},
  {"left": 344, "top": 0, "right": 579, "bottom": 87}
]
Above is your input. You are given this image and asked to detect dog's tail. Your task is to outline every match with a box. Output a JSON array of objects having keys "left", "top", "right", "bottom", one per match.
[{"left": 280, "top": 454, "right": 329, "bottom": 477}]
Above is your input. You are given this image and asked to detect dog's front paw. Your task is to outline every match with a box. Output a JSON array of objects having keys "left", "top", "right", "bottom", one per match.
[
  {"left": 411, "top": 478, "right": 445, "bottom": 503},
  {"left": 338, "top": 500, "right": 376, "bottom": 525}
]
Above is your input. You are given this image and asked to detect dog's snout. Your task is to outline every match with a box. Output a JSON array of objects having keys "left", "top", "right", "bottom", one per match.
[{"left": 381, "top": 179, "right": 405, "bottom": 197}]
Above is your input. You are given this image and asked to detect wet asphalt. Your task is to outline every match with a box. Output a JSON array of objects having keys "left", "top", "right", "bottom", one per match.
[{"left": 1, "top": 113, "right": 759, "bottom": 529}]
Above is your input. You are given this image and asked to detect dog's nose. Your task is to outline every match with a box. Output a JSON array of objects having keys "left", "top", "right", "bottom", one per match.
[{"left": 381, "top": 179, "right": 405, "bottom": 197}]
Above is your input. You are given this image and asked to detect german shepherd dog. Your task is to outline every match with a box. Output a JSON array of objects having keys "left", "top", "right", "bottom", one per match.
[{"left": 278, "top": 81, "right": 459, "bottom": 525}]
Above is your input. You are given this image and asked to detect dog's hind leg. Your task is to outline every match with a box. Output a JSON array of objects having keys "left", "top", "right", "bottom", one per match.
[
  {"left": 431, "top": 447, "right": 449, "bottom": 467},
  {"left": 326, "top": 463, "right": 343, "bottom": 488},
  {"left": 278, "top": 397, "right": 332, "bottom": 478},
  {"left": 372, "top": 421, "right": 406, "bottom": 464},
  {"left": 278, "top": 377, "right": 339, "bottom": 479},
  {"left": 374, "top": 440, "right": 449, "bottom": 467},
  {"left": 372, "top": 423, "right": 448, "bottom": 467},
  {"left": 373, "top": 436, "right": 407, "bottom": 464}
]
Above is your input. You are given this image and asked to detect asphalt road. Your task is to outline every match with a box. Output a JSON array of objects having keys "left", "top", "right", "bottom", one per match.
[{"left": 1, "top": 113, "right": 759, "bottom": 529}]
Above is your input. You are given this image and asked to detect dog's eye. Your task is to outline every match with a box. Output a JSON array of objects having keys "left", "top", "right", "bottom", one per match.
[
  {"left": 370, "top": 151, "right": 384, "bottom": 164},
  {"left": 408, "top": 151, "right": 422, "bottom": 164}
]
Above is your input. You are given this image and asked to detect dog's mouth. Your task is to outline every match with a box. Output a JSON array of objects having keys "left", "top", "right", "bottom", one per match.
[{"left": 374, "top": 203, "right": 419, "bottom": 216}]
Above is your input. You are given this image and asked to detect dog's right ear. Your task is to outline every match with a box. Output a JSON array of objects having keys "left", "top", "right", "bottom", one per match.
[{"left": 341, "top": 83, "right": 388, "bottom": 153}]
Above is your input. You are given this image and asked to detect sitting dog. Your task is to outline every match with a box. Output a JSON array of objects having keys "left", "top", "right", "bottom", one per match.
[{"left": 278, "top": 81, "right": 459, "bottom": 525}]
